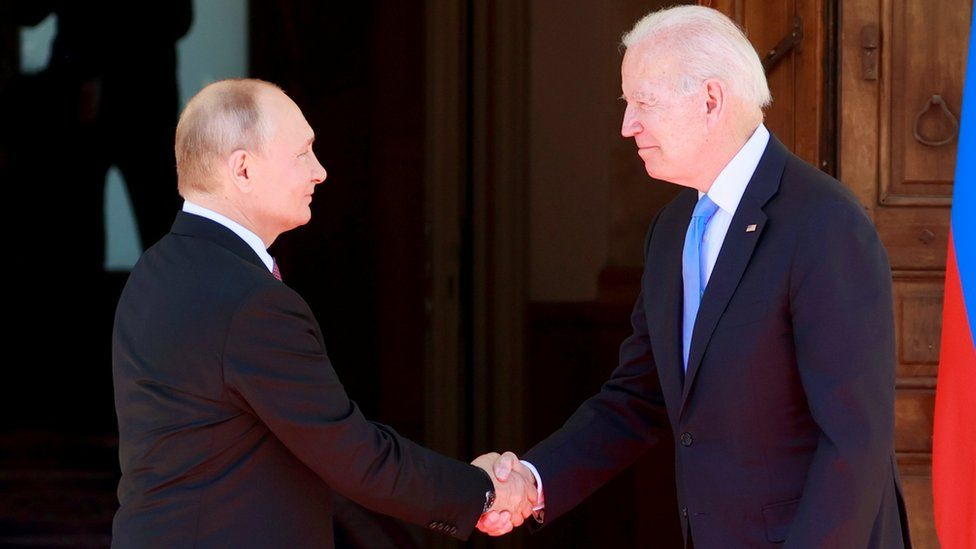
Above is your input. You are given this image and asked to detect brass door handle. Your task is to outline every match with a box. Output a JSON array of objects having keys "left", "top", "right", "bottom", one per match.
[{"left": 913, "top": 94, "right": 959, "bottom": 147}]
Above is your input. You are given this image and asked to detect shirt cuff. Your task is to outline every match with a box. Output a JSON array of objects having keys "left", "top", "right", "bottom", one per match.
[{"left": 520, "top": 460, "right": 545, "bottom": 512}]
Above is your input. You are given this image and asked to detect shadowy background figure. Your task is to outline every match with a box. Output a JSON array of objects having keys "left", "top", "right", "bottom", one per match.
[
  {"left": 0, "top": 3, "right": 190, "bottom": 545},
  {"left": 25, "top": 0, "right": 191, "bottom": 269},
  {"left": 4, "top": 0, "right": 191, "bottom": 433}
]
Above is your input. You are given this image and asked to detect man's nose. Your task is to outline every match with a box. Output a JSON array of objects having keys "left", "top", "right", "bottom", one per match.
[
  {"left": 312, "top": 156, "right": 327, "bottom": 184},
  {"left": 621, "top": 105, "right": 642, "bottom": 138}
]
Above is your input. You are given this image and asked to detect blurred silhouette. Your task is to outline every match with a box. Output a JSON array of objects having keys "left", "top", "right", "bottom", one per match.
[
  {"left": 20, "top": 0, "right": 192, "bottom": 267},
  {"left": 3, "top": 1, "right": 191, "bottom": 433},
  {"left": 2, "top": 4, "right": 189, "bottom": 546}
]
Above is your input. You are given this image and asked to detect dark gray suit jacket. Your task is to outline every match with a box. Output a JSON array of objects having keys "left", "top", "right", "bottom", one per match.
[
  {"left": 111, "top": 211, "right": 491, "bottom": 548},
  {"left": 524, "top": 135, "right": 912, "bottom": 548}
]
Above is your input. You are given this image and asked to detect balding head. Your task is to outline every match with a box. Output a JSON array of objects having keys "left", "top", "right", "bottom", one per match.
[
  {"left": 174, "top": 78, "right": 326, "bottom": 247},
  {"left": 175, "top": 78, "right": 281, "bottom": 197}
]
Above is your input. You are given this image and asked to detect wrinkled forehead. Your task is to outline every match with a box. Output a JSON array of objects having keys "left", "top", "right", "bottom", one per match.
[
  {"left": 621, "top": 41, "right": 680, "bottom": 92},
  {"left": 262, "top": 89, "right": 313, "bottom": 139}
]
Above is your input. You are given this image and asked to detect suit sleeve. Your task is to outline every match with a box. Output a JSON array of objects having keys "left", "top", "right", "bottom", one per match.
[
  {"left": 785, "top": 199, "right": 897, "bottom": 548},
  {"left": 221, "top": 282, "right": 492, "bottom": 540},
  {"left": 522, "top": 216, "right": 671, "bottom": 525}
]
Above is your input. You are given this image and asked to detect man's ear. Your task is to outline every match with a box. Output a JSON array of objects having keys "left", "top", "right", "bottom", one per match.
[
  {"left": 227, "top": 149, "right": 252, "bottom": 192},
  {"left": 703, "top": 79, "right": 725, "bottom": 127}
]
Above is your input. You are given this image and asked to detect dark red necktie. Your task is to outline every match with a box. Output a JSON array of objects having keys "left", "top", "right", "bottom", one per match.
[{"left": 272, "top": 259, "right": 282, "bottom": 282}]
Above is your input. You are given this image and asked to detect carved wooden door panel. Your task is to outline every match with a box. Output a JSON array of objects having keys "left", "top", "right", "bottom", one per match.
[{"left": 841, "top": 2, "right": 970, "bottom": 547}]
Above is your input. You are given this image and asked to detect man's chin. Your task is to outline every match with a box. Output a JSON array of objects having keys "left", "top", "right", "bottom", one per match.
[
  {"left": 643, "top": 165, "right": 685, "bottom": 187},
  {"left": 282, "top": 212, "right": 313, "bottom": 233},
  {"left": 643, "top": 163, "right": 669, "bottom": 182}
]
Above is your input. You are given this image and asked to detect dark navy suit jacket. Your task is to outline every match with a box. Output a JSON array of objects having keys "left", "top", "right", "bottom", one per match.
[
  {"left": 111, "top": 211, "right": 491, "bottom": 548},
  {"left": 524, "top": 135, "right": 912, "bottom": 548}
]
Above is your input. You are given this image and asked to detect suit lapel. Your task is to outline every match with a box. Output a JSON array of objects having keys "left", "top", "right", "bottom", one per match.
[{"left": 679, "top": 135, "right": 789, "bottom": 414}]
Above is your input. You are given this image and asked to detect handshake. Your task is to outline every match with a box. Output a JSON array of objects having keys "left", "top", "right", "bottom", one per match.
[{"left": 471, "top": 451, "right": 543, "bottom": 536}]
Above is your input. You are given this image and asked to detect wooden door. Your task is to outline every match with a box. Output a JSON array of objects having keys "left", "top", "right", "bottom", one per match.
[{"left": 840, "top": 1, "right": 971, "bottom": 547}]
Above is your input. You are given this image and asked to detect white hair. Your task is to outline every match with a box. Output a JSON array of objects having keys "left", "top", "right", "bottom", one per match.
[
  {"left": 622, "top": 5, "right": 771, "bottom": 111},
  {"left": 175, "top": 78, "right": 280, "bottom": 196}
]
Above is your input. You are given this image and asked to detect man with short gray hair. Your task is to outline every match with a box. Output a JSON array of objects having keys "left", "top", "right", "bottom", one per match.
[
  {"left": 479, "top": 6, "right": 910, "bottom": 548},
  {"left": 111, "top": 78, "right": 537, "bottom": 547}
]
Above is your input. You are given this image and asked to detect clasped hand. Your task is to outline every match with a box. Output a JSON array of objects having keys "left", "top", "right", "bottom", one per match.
[{"left": 471, "top": 451, "right": 537, "bottom": 536}]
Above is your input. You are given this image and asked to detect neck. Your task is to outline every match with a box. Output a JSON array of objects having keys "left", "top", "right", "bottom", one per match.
[
  {"left": 688, "top": 117, "right": 761, "bottom": 193},
  {"left": 185, "top": 192, "right": 278, "bottom": 248}
]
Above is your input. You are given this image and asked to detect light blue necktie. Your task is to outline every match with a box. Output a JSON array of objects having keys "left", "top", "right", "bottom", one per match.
[{"left": 682, "top": 195, "right": 719, "bottom": 371}]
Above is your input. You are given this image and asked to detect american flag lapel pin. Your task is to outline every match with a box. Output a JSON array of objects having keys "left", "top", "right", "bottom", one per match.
[{"left": 745, "top": 224, "right": 758, "bottom": 233}]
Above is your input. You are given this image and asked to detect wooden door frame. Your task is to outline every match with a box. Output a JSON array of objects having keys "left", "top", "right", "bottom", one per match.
[{"left": 424, "top": 0, "right": 530, "bottom": 488}]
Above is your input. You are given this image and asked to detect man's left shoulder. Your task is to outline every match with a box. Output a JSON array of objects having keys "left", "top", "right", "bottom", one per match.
[{"left": 776, "top": 153, "right": 862, "bottom": 211}]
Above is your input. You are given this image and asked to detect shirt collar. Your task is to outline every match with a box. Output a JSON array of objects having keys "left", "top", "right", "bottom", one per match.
[
  {"left": 182, "top": 200, "right": 275, "bottom": 273},
  {"left": 698, "top": 123, "right": 771, "bottom": 216}
]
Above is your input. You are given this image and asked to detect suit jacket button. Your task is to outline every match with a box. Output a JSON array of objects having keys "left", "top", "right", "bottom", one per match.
[
  {"left": 680, "top": 432, "right": 694, "bottom": 446},
  {"left": 681, "top": 505, "right": 688, "bottom": 518}
]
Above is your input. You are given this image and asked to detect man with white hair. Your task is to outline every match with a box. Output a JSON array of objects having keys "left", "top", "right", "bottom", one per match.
[
  {"left": 479, "top": 6, "right": 910, "bottom": 548},
  {"left": 111, "top": 78, "right": 537, "bottom": 547}
]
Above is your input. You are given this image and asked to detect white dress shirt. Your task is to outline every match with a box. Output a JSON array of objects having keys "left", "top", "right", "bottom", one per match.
[
  {"left": 524, "top": 123, "right": 771, "bottom": 519},
  {"left": 698, "top": 123, "right": 770, "bottom": 285},
  {"left": 182, "top": 200, "right": 275, "bottom": 273}
]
